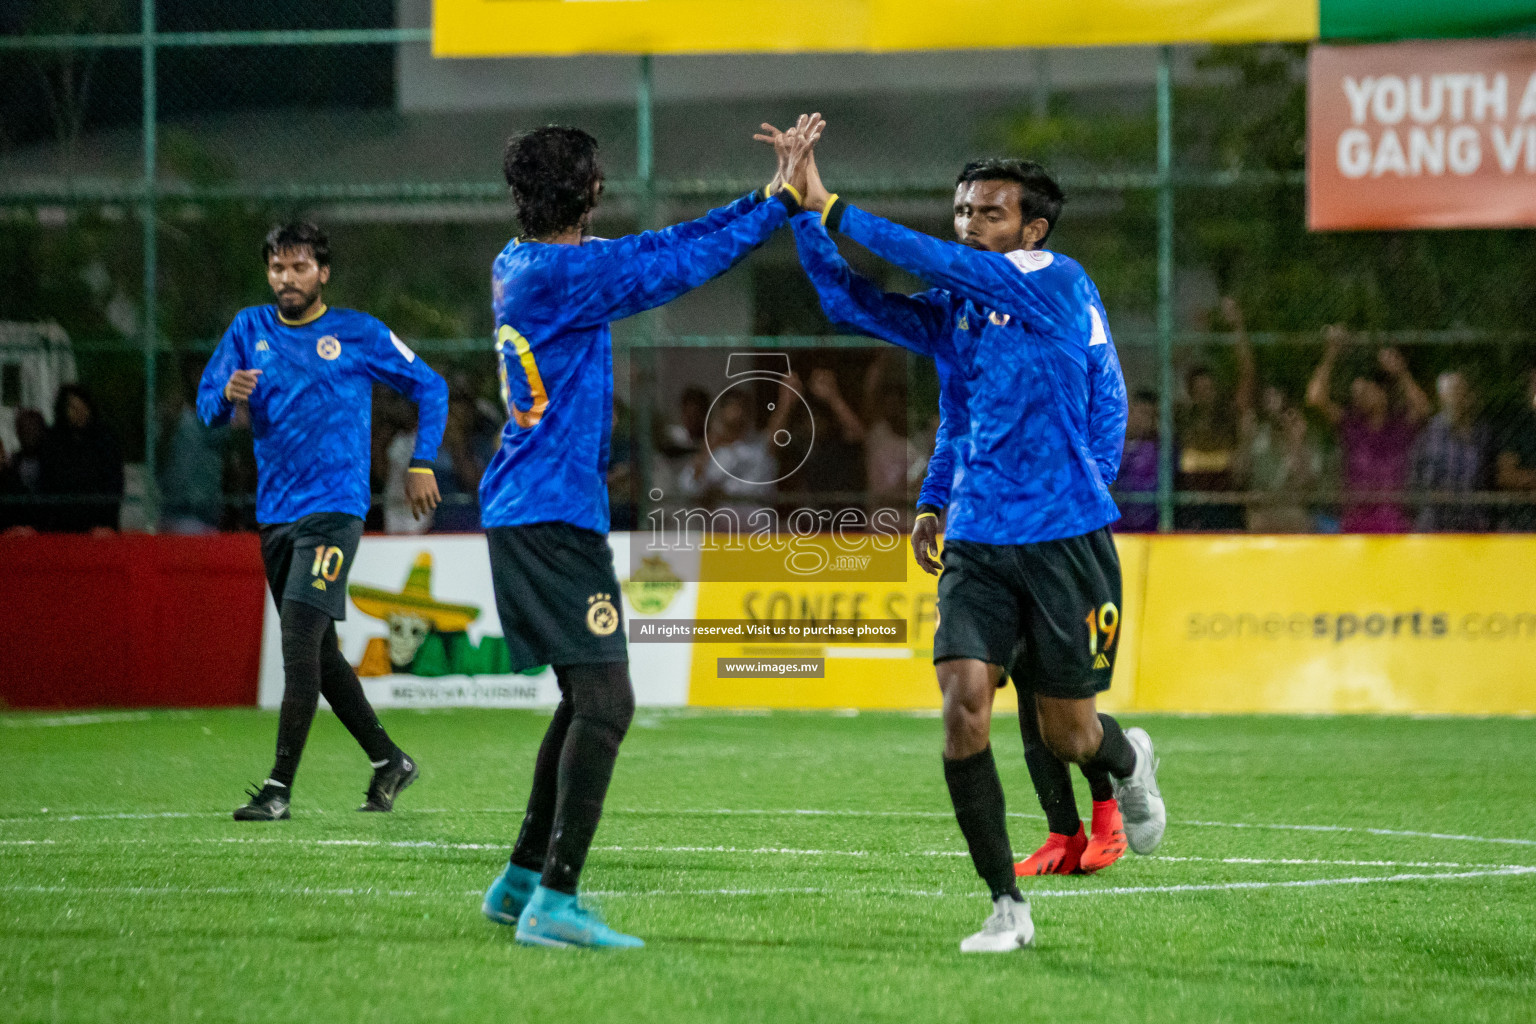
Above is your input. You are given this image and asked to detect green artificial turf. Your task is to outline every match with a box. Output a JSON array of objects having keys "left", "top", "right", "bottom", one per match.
[{"left": 2, "top": 709, "right": 1534, "bottom": 1023}]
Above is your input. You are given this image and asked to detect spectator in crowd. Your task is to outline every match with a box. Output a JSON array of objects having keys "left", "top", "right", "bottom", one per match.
[
  {"left": 1219, "top": 297, "right": 1325, "bottom": 532},
  {"left": 220, "top": 402, "right": 259, "bottom": 531},
  {"left": 1175, "top": 306, "right": 1253, "bottom": 529},
  {"left": 678, "top": 389, "right": 775, "bottom": 511},
  {"left": 1306, "top": 328, "right": 1431, "bottom": 533},
  {"left": 1493, "top": 369, "right": 1536, "bottom": 531},
  {"left": 657, "top": 386, "right": 710, "bottom": 459},
  {"left": 652, "top": 385, "right": 711, "bottom": 501},
  {"left": 1242, "top": 382, "right": 1327, "bottom": 533},
  {"left": 0, "top": 408, "right": 47, "bottom": 530},
  {"left": 607, "top": 399, "right": 637, "bottom": 531},
  {"left": 158, "top": 371, "right": 229, "bottom": 535},
  {"left": 1411, "top": 370, "right": 1491, "bottom": 532},
  {"left": 1115, "top": 389, "right": 1161, "bottom": 531},
  {"left": 770, "top": 364, "right": 865, "bottom": 509},
  {"left": 859, "top": 351, "right": 925, "bottom": 510},
  {"left": 375, "top": 388, "right": 430, "bottom": 535},
  {"left": 430, "top": 380, "right": 500, "bottom": 533},
  {"left": 38, "top": 384, "right": 124, "bottom": 532}
]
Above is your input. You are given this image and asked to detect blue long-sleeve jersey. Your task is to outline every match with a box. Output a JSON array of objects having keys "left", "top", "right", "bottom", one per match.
[
  {"left": 917, "top": 359, "right": 969, "bottom": 510},
  {"left": 198, "top": 304, "right": 448, "bottom": 525},
  {"left": 481, "top": 191, "right": 793, "bottom": 533},
  {"left": 792, "top": 207, "right": 1127, "bottom": 545}
]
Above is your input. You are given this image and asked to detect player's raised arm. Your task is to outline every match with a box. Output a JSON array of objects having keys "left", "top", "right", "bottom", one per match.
[
  {"left": 545, "top": 194, "right": 799, "bottom": 329},
  {"left": 790, "top": 211, "right": 951, "bottom": 358},
  {"left": 822, "top": 202, "right": 1078, "bottom": 330},
  {"left": 363, "top": 325, "right": 448, "bottom": 519},
  {"left": 625, "top": 117, "right": 816, "bottom": 250}
]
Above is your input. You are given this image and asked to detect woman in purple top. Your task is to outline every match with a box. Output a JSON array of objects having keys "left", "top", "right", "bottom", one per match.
[{"left": 1306, "top": 327, "right": 1432, "bottom": 533}]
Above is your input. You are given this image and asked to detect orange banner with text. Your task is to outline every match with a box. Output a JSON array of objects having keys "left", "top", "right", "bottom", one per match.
[{"left": 1308, "top": 39, "right": 1536, "bottom": 230}]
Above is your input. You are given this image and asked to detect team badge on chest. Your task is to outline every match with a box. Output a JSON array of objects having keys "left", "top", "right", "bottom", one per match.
[{"left": 316, "top": 335, "right": 342, "bottom": 361}]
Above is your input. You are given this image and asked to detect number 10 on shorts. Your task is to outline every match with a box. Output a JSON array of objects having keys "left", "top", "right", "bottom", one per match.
[
  {"left": 1086, "top": 602, "right": 1119, "bottom": 659},
  {"left": 311, "top": 545, "right": 345, "bottom": 583}
]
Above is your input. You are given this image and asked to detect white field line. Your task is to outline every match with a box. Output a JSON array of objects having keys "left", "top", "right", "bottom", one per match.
[
  {"left": 0, "top": 884, "right": 440, "bottom": 899},
  {"left": 3, "top": 836, "right": 1532, "bottom": 874},
  {"left": 613, "top": 809, "right": 1536, "bottom": 847},
  {"left": 0, "top": 712, "right": 156, "bottom": 728},
  {"left": 5, "top": 806, "right": 1536, "bottom": 850},
  {"left": 595, "top": 865, "right": 1536, "bottom": 898},
  {"left": 8, "top": 865, "right": 1533, "bottom": 903}
]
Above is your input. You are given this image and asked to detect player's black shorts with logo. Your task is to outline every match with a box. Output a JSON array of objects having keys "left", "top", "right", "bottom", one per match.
[
  {"left": 259, "top": 512, "right": 365, "bottom": 621},
  {"left": 486, "top": 522, "right": 628, "bottom": 672},
  {"left": 934, "top": 526, "right": 1122, "bottom": 701}
]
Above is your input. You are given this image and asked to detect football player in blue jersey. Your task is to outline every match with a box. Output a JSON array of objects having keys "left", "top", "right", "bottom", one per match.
[
  {"left": 477, "top": 121, "right": 817, "bottom": 949},
  {"left": 789, "top": 148, "right": 1165, "bottom": 952},
  {"left": 910, "top": 318, "right": 1135, "bottom": 882},
  {"left": 199, "top": 222, "right": 449, "bottom": 821}
]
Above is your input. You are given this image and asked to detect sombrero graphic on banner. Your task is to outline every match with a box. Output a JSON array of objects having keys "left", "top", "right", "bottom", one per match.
[{"left": 350, "top": 552, "right": 536, "bottom": 678}]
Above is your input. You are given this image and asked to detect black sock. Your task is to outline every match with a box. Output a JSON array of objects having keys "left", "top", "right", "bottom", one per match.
[
  {"left": 1018, "top": 697, "right": 1079, "bottom": 835},
  {"left": 509, "top": 697, "right": 575, "bottom": 875},
  {"left": 269, "top": 601, "right": 331, "bottom": 789},
  {"left": 1082, "top": 764, "right": 1115, "bottom": 802},
  {"left": 318, "top": 621, "right": 398, "bottom": 765},
  {"left": 540, "top": 663, "right": 635, "bottom": 895},
  {"left": 1086, "top": 713, "right": 1136, "bottom": 780},
  {"left": 942, "top": 746, "right": 1020, "bottom": 902}
]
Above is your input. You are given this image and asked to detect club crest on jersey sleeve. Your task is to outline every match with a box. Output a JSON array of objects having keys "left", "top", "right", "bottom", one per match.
[{"left": 1004, "top": 249, "right": 1054, "bottom": 274}]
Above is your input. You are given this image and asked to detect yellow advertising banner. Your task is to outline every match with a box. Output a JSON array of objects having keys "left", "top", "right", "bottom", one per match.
[
  {"left": 686, "top": 535, "right": 1147, "bottom": 711},
  {"left": 1135, "top": 535, "right": 1536, "bottom": 714},
  {"left": 434, "top": 1, "right": 1316, "bottom": 58},
  {"left": 687, "top": 534, "right": 1536, "bottom": 715}
]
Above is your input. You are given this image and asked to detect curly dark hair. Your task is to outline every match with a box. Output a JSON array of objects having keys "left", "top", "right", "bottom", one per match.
[
  {"left": 503, "top": 126, "right": 604, "bottom": 239},
  {"left": 262, "top": 221, "right": 330, "bottom": 266},
  {"left": 956, "top": 158, "right": 1066, "bottom": 243}
]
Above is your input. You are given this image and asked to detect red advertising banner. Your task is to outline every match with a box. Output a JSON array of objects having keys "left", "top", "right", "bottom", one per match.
[
  {"left": 0, "top": 533, "right": 265, "bottom": 710},
  {"left": 1308, "top": 39, "right": 1536, "bottom": 230}
]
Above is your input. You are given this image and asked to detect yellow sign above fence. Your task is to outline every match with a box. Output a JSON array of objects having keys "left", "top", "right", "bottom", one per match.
[{"left": 433, "top": 0, "right": 1316, "bottom": 57}]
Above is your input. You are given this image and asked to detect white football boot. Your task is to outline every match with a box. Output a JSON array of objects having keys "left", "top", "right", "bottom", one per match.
[
  {"left": 1112, "top": 726, "right": 1166, "bottom": 855},
  {"left": 959, "top": 896, "right": 1035, "bottom": 953}
]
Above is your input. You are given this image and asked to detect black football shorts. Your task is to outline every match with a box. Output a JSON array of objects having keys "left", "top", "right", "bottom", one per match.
[
  {"left": 486, "top": 522, "right": 629, "bottom": 672},
  {"left": 934, "top": 526, "right": 1122, "bottom": 701},
  {"left": 259, "top": 512, "right": 365, "bottom": 621}
]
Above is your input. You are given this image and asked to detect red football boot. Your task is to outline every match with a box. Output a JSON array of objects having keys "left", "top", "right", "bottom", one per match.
[
  {"left": 1014, "top": 824, "right": 1087, "bottom": 876},
  {"left": 1079, "top": 799, "right": 1129, "bottom": 874}
]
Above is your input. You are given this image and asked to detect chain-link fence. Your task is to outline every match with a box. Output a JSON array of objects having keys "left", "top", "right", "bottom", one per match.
[{"left": 3, "top": 7, "right": 1535, "bottom": 534}]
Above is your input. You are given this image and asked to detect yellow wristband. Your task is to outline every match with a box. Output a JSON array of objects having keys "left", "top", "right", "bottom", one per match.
[
  {"left": 778, "top": 182, "right": 802, "bottom": 204},
  {"left": 821, "top": 194, "right": 840, "bottom": 227},
  {"left": 407, "top": 467, "right": 435, "bottom": 475},
  {"left": 914, "top": 511, "right": 938, "bottom": 523}
]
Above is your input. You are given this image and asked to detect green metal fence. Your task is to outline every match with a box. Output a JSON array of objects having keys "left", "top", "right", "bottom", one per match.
[{"left": 3, "top": 13, "right": 1534, "bottom": 533}]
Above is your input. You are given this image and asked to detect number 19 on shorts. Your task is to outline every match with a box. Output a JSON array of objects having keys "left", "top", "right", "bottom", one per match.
[{"left": 1086, "top": 602, "right": 1119, "bottom": 669}]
